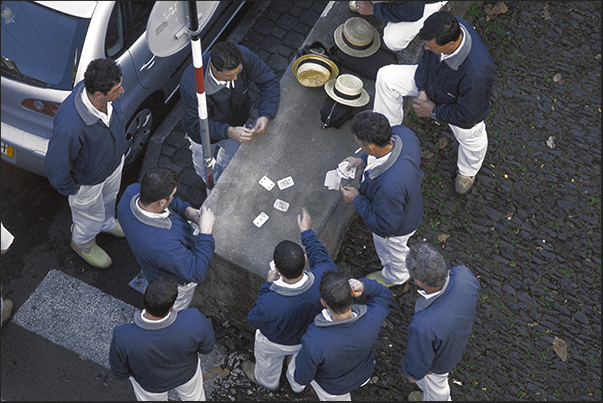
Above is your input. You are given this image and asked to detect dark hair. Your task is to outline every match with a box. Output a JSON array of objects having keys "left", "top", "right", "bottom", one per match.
[
  {"left": 406, "top": 242, "right": 448, "bottom": 287},
  {"left": 418, "top": 11, "right": 461, "bottom": 46},
  {"left": 210, "top": 41, "right": 243, "bottom": 72},
  {"left": 273, "top": 240, "right": 306, "bottom": 279},
  {"left": 84, "top": 58, "right": 122, "bottom": 95},
  {"left": 139, "top": 167, "right": 179, "bottom": 205},
  {"left": 143, "top": 276, "right": 178, "bottom": 318},
  {"left": 319, "top": 272, "right": 352, "bottom": 315},
  {"left": 351, "top": 110, "right": 392, "bottom": 147}
]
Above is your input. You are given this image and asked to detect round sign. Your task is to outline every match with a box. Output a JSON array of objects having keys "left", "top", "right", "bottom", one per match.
[{"left": 146, "top": 1, "right": 219, "bottom": 57}]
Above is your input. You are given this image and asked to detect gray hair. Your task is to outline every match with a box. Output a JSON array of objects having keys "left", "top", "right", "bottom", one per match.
[{"left": 406, "top": 243, "right": 448, "bottom": 288}]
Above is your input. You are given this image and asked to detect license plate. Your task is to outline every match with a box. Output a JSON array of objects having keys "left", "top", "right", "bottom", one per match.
[{"left": 1, "top": 141, "right": 14, "bottom": 158}]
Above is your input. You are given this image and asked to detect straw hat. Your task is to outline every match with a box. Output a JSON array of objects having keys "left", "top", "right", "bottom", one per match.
[
  {"left": 291, "top": 54, "right": 339, "bottom": 87},
  {"left": 324, "top": 74, "right": 370, "bottom": 107},
  {"left": 334, "top": 17, "right": 381, "bottom": 58}
]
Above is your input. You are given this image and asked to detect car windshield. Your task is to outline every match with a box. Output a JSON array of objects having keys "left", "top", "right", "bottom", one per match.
[{"left": 1, "top": 1, "right": 89, "bottom": 90}]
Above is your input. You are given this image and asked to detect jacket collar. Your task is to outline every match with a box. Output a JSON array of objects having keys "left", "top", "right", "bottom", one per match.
[
  {"left": 313, "top": 304, "right": 368, "bottom": 327},
  {"left": 443, "top": 24, "right": 472, "bottom": 71},
  {"left": 133, "top": 310, "right": 178, "bottom": 330},
  {"left": 269, "top": 271, "right": 315, "bottom": 296},
  {"left": 130, "top": 193, "right": 173, "bottom": 230},
  {"left": 366, "top": 134, "right": 403, "bottom": 180},
  {"left": 414, "top": 270, "right": 451, "bottom": 313},
  {"left": 73, "top": 82, "right": 100, "bottom": 126}
]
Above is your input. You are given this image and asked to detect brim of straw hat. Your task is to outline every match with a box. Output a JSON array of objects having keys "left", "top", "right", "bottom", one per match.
[
  {"left": 324, "top": 77, "right": 370, "bottom": 107},
  {"left": 334, "top": 20, "right": 381, "bottom": 58},
  {"left": 291, "top": 54, "right": 339, "bottom": 87}
]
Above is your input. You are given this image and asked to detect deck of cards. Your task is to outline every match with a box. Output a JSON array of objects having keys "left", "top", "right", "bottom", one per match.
[{"left": 324, "top": 160, "right": 357, "bottom": 190}]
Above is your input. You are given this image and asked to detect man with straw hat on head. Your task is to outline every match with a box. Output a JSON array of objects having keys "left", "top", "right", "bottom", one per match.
[{"left": 339, "top": 110, "right": 423, "bottom": 288}]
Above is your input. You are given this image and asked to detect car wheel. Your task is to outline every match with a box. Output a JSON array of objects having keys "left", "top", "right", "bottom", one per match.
[{"left": 124, "top": 99, "right": 159, "bottom": 168}]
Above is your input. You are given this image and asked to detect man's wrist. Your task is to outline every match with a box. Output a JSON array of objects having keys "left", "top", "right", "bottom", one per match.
[{"left": 430, "top": 108, "right": 437, "bottom": 120}]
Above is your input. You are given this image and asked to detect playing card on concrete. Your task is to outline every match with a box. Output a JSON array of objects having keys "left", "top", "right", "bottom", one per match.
[
  {"left": 277, "top": 176, "right": 294, "bottom": 190},
  {"left": 324, "top": 169, "right": 341, "bottom": 190},
  {"left": 253, "top": 212, "right": 269, "bottom": 228},
  {"left": 273, "top": 199, "right": 290, "bottom": 212},
  {"left": 259, "top": 175, "right": 275, "bottom": 191}
]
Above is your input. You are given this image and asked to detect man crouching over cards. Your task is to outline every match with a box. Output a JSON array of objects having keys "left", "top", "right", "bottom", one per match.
[{"left": 340, "top": 110, "right": 424, "bottom": 288}]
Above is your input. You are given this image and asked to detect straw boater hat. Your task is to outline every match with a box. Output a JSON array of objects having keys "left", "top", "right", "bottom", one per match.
[
  {"left": 324, "top": 74, "right": 370, "bottom": 107},
  {"left": 291, "top": 54, "right": 339, "bottom": 87},
  {"left": 334, "top": 17, "right": 381, "bottom": 58}
]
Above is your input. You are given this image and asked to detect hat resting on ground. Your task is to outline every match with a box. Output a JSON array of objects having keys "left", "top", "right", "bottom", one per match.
[
  {"left": 291, "top": 54, "right": 339, "bottom": 87},
  {"left": 324, "top": 74, "right": 370, "bottom": 107},
  {"left": 334, "top": 17, "right": 381, "bottom": 58}
]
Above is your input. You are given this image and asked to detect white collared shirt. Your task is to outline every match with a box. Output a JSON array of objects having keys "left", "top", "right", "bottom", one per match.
[
  {"left": 273, "top": 272, "right": 309, "bottom": 289},
  {"left": 363, "top": 150, "right": 392, "bottom": 182},
  {"left": 135, "top": 197, "right": 170, "bottom": 219},
  {"left": 140, "top": 309, "right": 171, "bottom": 323},
  {"left": 209, "top": 66, "right": 235, "bottom": 89},
  {"left": 417, "top": 288, "right": 443, "bottom": 300},
  {"left": 81, "top": 89, "right": 112, "bottom": 127}
]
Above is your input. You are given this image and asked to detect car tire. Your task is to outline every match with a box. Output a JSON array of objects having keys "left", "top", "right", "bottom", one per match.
[{"left": 124, "top": 98, "right": 161, "bottom": 168}]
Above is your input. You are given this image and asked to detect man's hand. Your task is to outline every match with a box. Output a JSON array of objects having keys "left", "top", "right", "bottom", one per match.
[
  {"left": 343, "top": 156, "right": 366, "bottom": 171},
  {"left": 340, "top": 184, "right": 359, "bottom": 203},
  {"left": 297, "top": 207, "right": 312, "bottom": 232},
  {"left": 251, "top": 116, "right": 269, "bottom": 135},
  {"left": 355, "top": 1, "right": 374, "bottom": 15},
  {"left": 198, "top": 206, "right": 216, "bottom": 234},
  {"left": 412, "top": 96, "right": 436, "bottom": 118},
  {"left": 228, "top": 126, "right": 254, "bottom": 143},
  {"left": 185, "top": 207, "right": 201, "bottom": 224},
  {"left": 349, "top": 278, "right": 364, "bottom": 297}
]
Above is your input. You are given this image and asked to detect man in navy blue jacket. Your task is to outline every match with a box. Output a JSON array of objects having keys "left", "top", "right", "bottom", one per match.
[
  {"left": 241, "top": 207, "right": 337, "bottom": 392},
  {"left": 403, "top": 242, "right": 480, "bottom": 401},
  {"left": 374, "top": 11, "right": 494, "bottom": 195},
  {"left": 45, "top": 58, "right": 127, "bottom": 269},
  {"left": 354, "top": 1, "right": 448, "bottom": 51},
  {"left": 109, "top": 275, "right": 215, "bottom": 401},
  {"left": 340, "top": 111, "right": 423, "bottom": 288},
  {"left": 180, "top": 41, "right": 280, "bottom": 188},
  {"left": 293, "top": 272, "right": 392, "bottom": 400},
  {"left": 117, "top": 167, "right": 216, "bottom": 311}
]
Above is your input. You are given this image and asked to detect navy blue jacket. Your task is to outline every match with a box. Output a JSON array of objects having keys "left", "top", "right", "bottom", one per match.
[
  {"left": 403, "top": 265, "right": 480, "bottom": 380},
  {"left": 180, "top": 45, "right": 280, "bottom": 144},
  {"left": 415, "top": 17, "right": 494, "bottom": 128},
  {"left": 294, "top": 278, "right": 392, "bottom": 395},
  {"left": 247, "top": 229, "right": 337, "bottom": 346},
  {"left": 109, "top": 308, "right": 215, "bottom": 393},
  {"left": 354, "top": 127, "right": 424, "bottom": 238},
  {"left": 116, "top": 183, "right": 215, "bottom": 285},
  {"left": 45, "top": 81, "right": 127, "bottom": 196}
]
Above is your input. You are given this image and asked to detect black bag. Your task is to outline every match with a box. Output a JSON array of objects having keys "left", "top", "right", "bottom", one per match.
[
  {"left": 296, "top": 41, "right": 332, "bottom": 59},
  {"left": 320, "top": 97, "right": 354, "bottom": 129},
  {"left": 329, "top": 46, "right": 397, "bottom": 80}
]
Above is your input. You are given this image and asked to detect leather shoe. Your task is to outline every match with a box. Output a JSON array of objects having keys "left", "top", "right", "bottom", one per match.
[
  {"left": 455, "top": 174, "right": 475, "bottom": 195},
  {"left": 2, "top": 299, "right": 13, "bottom": 326},
  {"left": 104, "top": 219, "right": 125, "bottom": 238},
  {"left": 71, "top": 241, "right": 112, "bottom": 269},
  {"left": 241, "top": 360, "right": 258, "bottom": 386}
]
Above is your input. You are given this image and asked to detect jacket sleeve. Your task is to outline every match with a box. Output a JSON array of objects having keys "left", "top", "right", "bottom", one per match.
[
  {"left": 402, "top": 320, "right": 434, "bottom": 381},
  {"left": 45, "top": 122, "right": 81, "bottom": 196},
  {"left": 353, "top": 180, "right": 409, "bottom": 237},
  {"left": 108, "top": 328, "right": 132, "bottom": 380},
  {"left": 413, "top": 47, "right": 431, "bottom": 92},
  {"left": 373, "top": 1, "right": 425, "bottom": 22},
  {"left": 240, "top": 46, "right": 280, "bottom": 120},
  {"left": 359, "top": 277, "right": 393, "bottom": 321},
  {"left": 195, "top": 312, "right": 216, "bottom": 355},
  {"left": 293, "top": 330, "right": 322, "bottom": 386},
  {"left": 301, "top": 229, "right": 337, "bottom": 272},
  {"left": 247, "top": 283, "right": 273, "bottom": 330}
]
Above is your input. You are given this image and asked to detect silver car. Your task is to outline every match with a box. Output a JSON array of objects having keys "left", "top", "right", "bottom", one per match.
[{"left": 1, "top": 1, "right": 247, "bottom": 177}]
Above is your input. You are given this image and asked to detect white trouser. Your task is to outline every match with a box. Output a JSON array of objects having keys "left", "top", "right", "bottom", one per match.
[
  {"left": 188, "top": 137, "right": 241, "bottom": 187},
  {"left": 382, "top": 1, "right": 448, "bottom": 51},
  {"left": 174, "top": 281, "right": 198, "bottom": 312},
  {"left": 374, "top": 64, "right": 488, "bottom": 175},
  {"left": 253, "top": 329, "right": 304, "bottom": 392},
  {"left": 68, "top": 156, "right": 124, "bottom": 248},
  {"left": 128, "top": 357, "right": 206, "bottom": 401},
  {"left": 372, "top": 230, "right": 416, "bottom": 285},
  {"left": 416, "top": 372, "right": 452, "bottom": 401}
]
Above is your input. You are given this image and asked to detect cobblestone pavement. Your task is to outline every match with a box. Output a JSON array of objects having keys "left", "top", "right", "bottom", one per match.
[{"left": 161, "top": 1, "right": 601, "bottom": 401}]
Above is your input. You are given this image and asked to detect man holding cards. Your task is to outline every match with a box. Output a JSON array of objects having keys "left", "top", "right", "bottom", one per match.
[
  {"left": 180, "top": 41, "right": 280, "bottom": 188},
  {"left": 340, "top": 111, "right": 423, "bottom": 288},
  {"left": 241, "top": 207, "right": 337, "bottom": 392}
]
